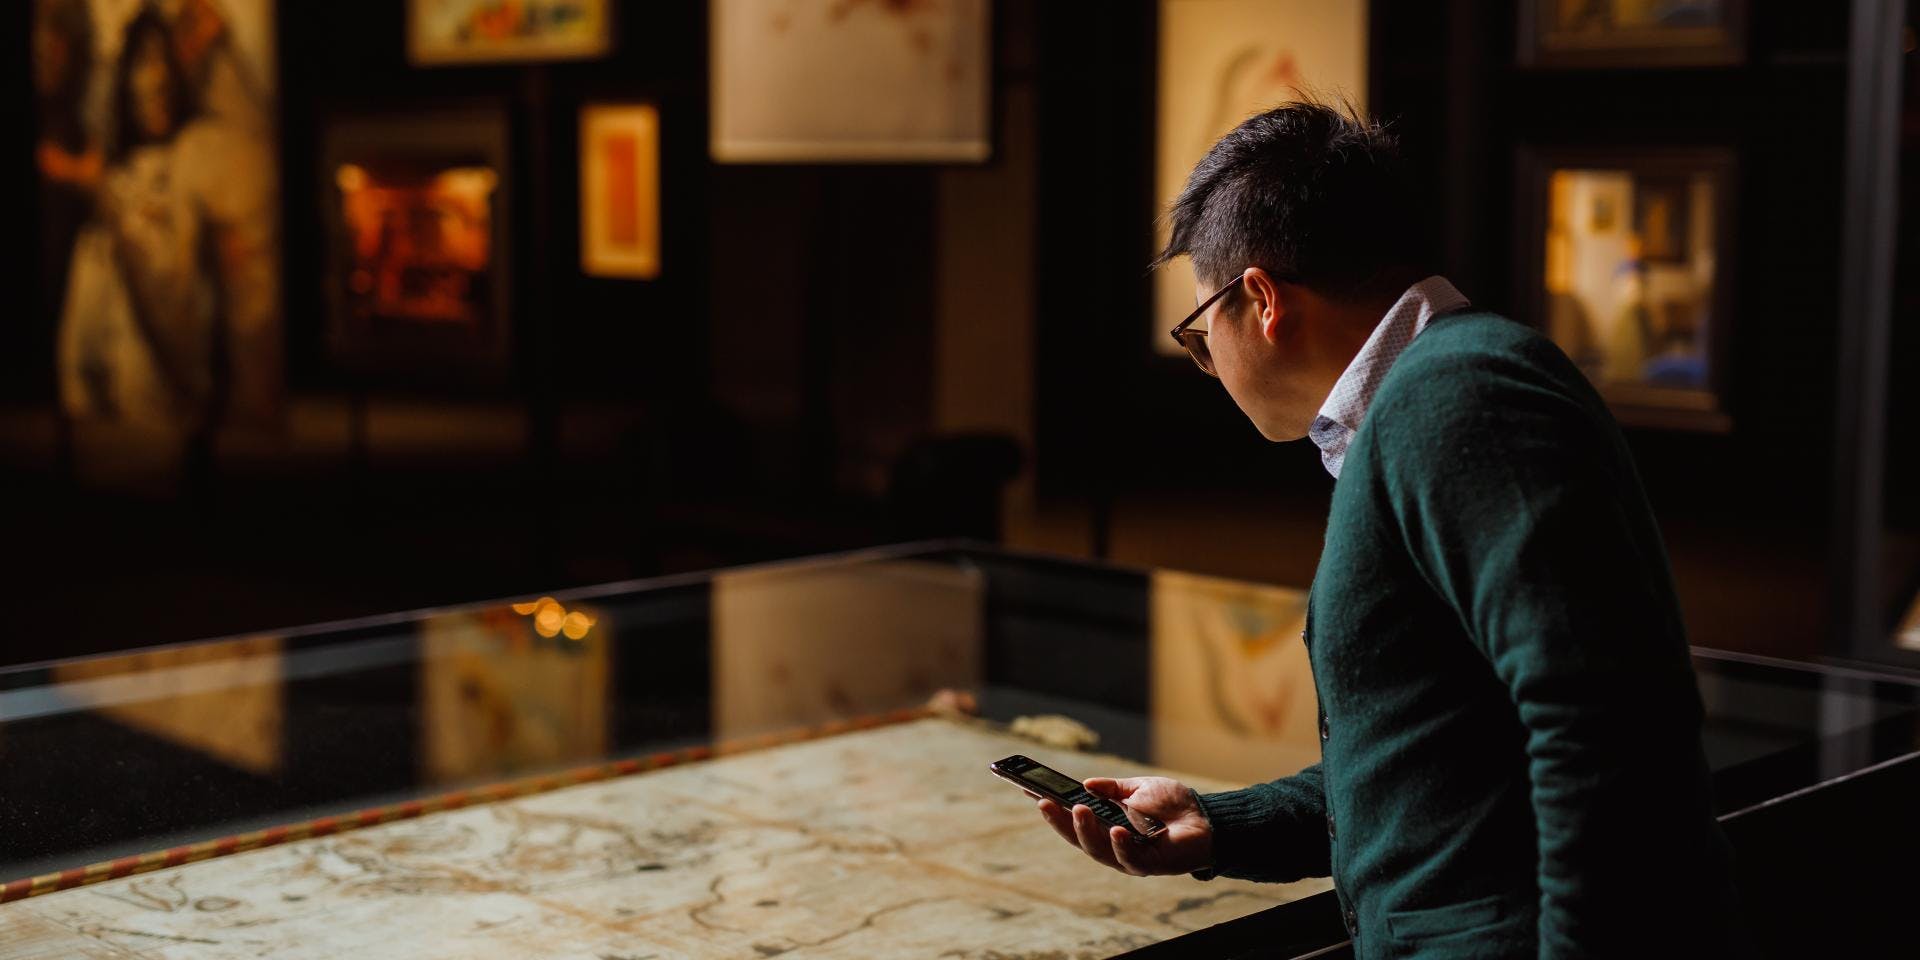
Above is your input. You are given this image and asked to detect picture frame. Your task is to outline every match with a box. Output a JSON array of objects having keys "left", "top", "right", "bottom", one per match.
[
  {"left": 578, "top": 103, "right": 662, "bottom": 280},
  {"left": 1516, "top": 145, "right": 1738, "bottom": 432},
  {"left": 1151, "top": 0, "right": 1369, "bottom": 357},
  {"left": 319, "top": 107, "right": 513, "bottom": 386},
  {"left": 1518, "top": 0, "right": 1746, "bottom": 69},
  {"left": 408, "top": 0, "right": 611, "bottom": 66},
  {"left": 709, "top": 0, "right": 991, "bottom": 163}
]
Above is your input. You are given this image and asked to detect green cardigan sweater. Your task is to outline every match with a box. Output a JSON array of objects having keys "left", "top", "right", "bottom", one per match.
[{"left": 1196, "top": 312, "right": 1739, "bottom": 958}]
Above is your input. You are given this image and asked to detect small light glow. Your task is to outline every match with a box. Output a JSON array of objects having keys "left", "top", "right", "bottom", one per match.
[
  {"left": 335, "top": 163, "right": 368, "bottom": 193},
  {"left": 561, "top": 611, "right": 594, "bottom": 641}
]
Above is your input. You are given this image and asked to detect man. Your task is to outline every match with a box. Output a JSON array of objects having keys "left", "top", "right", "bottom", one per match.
[{"left": 1035, "top": 102, "right": 1741, "bottom": 957}]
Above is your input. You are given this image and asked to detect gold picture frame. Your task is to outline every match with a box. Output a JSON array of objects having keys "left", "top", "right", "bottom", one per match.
[
  {"left": 1519, "top": 145, "right": 1737, "bottom": 432},
  {"left": 578, "top": 103, "right": 662, "bottom": 280},
  {"left": 1519, "top": 0, "right": 1746, "bottom": 68},
  {"left": 408, "top": 0, "right": 611, "bottom": 66}
]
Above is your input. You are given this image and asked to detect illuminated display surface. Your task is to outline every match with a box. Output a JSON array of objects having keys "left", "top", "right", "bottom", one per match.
[
  {"left": 0, "top": 719, "right": 1328, "bottom": 959},
  {"left": 3, "top": 545, "right": 1914, "bottom": 957}
]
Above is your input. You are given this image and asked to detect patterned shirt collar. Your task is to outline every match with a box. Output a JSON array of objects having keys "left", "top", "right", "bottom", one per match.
[{"left": 1307, "top": 276, "right": 1470, "bottom": 479}]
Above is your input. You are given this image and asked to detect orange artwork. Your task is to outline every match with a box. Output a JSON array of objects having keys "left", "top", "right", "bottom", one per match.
[
  {"left": 336, "top": 163, "right": 499, "bottom": 327},
  {"left": 604, "top": 134, "right": 640, "bottom": 246},
  {"left": 579, "top": 103, "right": 661, "bottom": 279}
]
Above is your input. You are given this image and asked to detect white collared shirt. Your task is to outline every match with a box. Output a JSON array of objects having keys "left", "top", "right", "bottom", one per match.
[{"left": 1307, "top": 276, "right": 1471, "bottom": 479}]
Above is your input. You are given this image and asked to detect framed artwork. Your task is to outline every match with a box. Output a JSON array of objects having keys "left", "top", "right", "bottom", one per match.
[
  {"left": 579, "top": 103, "right": 662, "bottom": 280},
  {"left": 1151, "top": 0, "right": 1369, "bottom": 356},
  {"left": 1519, "top": 0, "right": 1746, "bottom": 68},
  {"left": 408, "top": 0, "right": 611, "bottom": 66},
  {"left": 320, "top": 108, "right": 512, "bottom": 384},
  {"left": 1518, "top": 146, "right": 1737, "bottom": 432},
  {"left": 36, "top": 0, "right": 282, "bottom": 429},
  {"left": 710, "top": 0, "right": 990, "bottom": 163}
]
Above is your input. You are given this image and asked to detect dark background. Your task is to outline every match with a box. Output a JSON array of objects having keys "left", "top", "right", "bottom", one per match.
[{"left": 2, "top": 0, "right": 1914, "bottom": 670}]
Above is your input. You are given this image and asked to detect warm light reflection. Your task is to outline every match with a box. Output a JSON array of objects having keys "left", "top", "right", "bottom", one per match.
[
  {"left": 1150, "top": 570, "right": 1320, "bottom": 784},
  {"left": 561, "top": 611, "right": 594, "bottom": 641},
  {"left": 49, "top": 636, "right": 286, "bottom": 776},
  {"left": 711, "top": 560, "right": 984, "bottom": 738},
  {"left": 422, "top": 606, "right": 608, "bottom": 784},
  {"left": 335, "top": 163, "right": 369, "bottom": 193},
  {"left": 510, "top": 595, "right": 594, "bottom": 644}
]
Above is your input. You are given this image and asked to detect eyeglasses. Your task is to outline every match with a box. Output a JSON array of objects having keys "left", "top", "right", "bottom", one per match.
[{"left": 1169, "top": 274, "right": 1244, "bottom": 378}]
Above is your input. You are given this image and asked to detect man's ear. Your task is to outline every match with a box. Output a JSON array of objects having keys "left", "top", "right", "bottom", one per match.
[{"left": 1241, "top": 268, "right": 1288, "bottom": 344}]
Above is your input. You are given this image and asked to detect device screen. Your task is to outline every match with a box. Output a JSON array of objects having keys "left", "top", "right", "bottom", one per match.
[{"left": 1019, "top": 764, "right": 1081, "bottom": 797}]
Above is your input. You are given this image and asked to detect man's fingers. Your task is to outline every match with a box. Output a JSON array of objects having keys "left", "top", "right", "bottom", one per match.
[
  {"left": 1071, "top": 805, "right": 1124, "bottom": 870},
  {"left": 1037, "top": 799, "right": 1078, "bottom": 847},
  {"left": 1109, "top": 825, "right": 1150, "bottom": 876},
  {"left": 1083, "top": 777, "right": 1131, "bottom": 799}
]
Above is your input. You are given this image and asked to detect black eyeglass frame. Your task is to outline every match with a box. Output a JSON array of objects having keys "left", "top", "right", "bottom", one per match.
[{"left": 1168, "top": 273, "right": 1245, "bottom": 377}]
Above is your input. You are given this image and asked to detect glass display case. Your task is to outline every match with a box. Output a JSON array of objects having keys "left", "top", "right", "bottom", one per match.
[{"left": 2, "top": 544, "right": 1916, "bottom": 958}]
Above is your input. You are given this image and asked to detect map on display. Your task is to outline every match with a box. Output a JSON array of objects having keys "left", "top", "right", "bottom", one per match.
[{"left": 0, "top": 718, "right": 1329, "bottom": 959}]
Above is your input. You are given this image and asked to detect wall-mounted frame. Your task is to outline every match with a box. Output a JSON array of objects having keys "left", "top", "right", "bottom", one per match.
[
  {"left": 319, "top": 107, "right": 513, "bottom": 386},
  {"left": 1516, "top": 145, "right": 1737, "bottom": 432},
  {"left": 579, "top": 103, "right": 662, "bottom": 280},
  {"left": 408, "top": 0, "right": 611, "bottom": 66},
  {"left": 1518, "top": 0, "right": 1746, "bottom": 69},
  {"left": 1150, "top": 0, "right": 1369, "bottom": 356},
  {"left": 709, "top": 0, "right": 990, "bottom": 163}
]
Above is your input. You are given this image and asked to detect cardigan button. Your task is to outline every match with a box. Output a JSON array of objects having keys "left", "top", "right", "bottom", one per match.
[
  {"left": 1345, "top": 906, "right": 1358, "bottom": 935},
  {"left": 1326, "top": 814, "right": 1336, "bottom": 839},
  {"left": 1319, "top": 714, "right": 1330, "bottom": 741}
]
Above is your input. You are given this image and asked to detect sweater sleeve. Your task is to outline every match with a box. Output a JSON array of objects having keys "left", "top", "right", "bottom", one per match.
[
  {"left": 1194, "top": 763, "right": 1331, "bottom": 883},
  {"left": 1368, "top": 358, "right": 1712, "bottom": 955}
]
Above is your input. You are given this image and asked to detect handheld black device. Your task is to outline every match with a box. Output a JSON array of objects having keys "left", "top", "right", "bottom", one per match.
[{"left": 988, "top": 754, "right": 1166, "bottom": 841}]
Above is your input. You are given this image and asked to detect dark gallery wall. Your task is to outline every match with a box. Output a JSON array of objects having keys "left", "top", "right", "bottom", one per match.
[
  {"left": 1, "top": 1, "right": 1908, "bottom": 667},
  {"left": 1030, "top": 0, "right": 1870, "bottom": 661},
  {"left": 1, "top": 1, "right": 1035, "bottom": 665}
]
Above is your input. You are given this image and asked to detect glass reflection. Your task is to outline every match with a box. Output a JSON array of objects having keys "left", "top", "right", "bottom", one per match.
[{"left": 49, "top": 635, "right": 284, "bottom": 776}]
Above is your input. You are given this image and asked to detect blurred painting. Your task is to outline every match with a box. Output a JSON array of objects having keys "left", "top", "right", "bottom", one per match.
[
  {"left": 1153, "top": 0, "right": 1368, "bottom": 355},
  {"left": 579, "top": 103, "right": 662, "bottom": 280},
  {"left": 711, "top": 0, "right": 990, "bottom": 163},
  {"left": 1523, "top": 0, "right": 1744, "bottom": 67},
  {"left": 337, "top": 163, "right": 498, "bottom": 327},
  {"left": 34, "top": 0, "right": 281, "bottom": 462},
  {"left": 421, "top": 602, "right": 609, "bottom": 783},
  {"left": 1539, "top": 151, "right": 1732, "bottom": 430},
  {"left": 321, "top": 109, "right": 512, "bottom": 382},
  {"left": 1149, "top": 570, "right": 1320, "bottom": 784},
  {"left": 409, "top": 0, "right": 611, "bottom": 65}
]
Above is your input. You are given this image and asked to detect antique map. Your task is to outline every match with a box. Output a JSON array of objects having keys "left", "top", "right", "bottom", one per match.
[{"left": 0, "top": 719, "right": 1328, "bottom": 958}]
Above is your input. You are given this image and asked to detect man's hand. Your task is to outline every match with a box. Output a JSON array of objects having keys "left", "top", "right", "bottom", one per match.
[{"left": 1036, "top": 776, "right": 1214, "bottom": 876}]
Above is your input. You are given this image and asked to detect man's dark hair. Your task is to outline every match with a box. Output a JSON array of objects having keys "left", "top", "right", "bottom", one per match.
[{"left": 1153, "top": 99, "right": 1423, "bottom": 300}]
